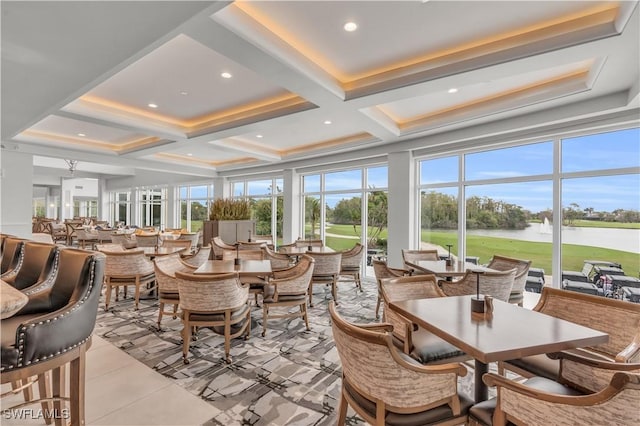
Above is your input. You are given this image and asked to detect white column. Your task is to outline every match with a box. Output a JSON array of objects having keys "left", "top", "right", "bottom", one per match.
[
  {"left": 387, "top": 151, "right": 415, "bottom": 268},
  {"left": 212, "top": 177, "right": 229, "bottom": 200},
  {"left": 166, "top": 186, "right": 176, "bottom": 229},
  {"left": 1, "top": 151, "right": 34, "bottom": 237},
  {"left": 282, "top": 169, "right": 300, "bottom": 244}
]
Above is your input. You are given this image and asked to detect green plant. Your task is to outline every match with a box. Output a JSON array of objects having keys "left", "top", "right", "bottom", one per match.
[{"left": 209, "top": 198, "right": 251, "bottom": 220}]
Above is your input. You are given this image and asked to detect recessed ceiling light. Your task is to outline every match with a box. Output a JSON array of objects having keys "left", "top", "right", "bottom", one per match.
[
  {"left": 187, "top": 153, "right": 193, "bottom": 157},
  {"left": 256, "top": 134, "right": 263, "bottom": 138},
  {"left": 221, "top": 72, "right": 232, "bottom": 79},
  {"left": 77, "top": 133, "right": 86, "bottom": 137},
  {"left": 448, "top": 88, "right": 458, "bottom": 94},
  {"left": 324, "top": 120, "right": 332, "bottom": 125},
  {"left": 344, "top": 22, "right": 358, "bottom": 32},
  {"left": 180, "top": 91, "right": 188, "bottom": 96},
  {"left": 148, "top": 103, "right": 158, "bottom": 108}
]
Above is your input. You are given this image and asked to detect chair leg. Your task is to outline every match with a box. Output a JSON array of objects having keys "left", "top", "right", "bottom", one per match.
[
  {"left": 172, "top": 303, "right": 178, "bottom": 319},
  {"left": 337, "top": 390, "right": 348, "bottom": 425},
  {"left": 134, "top": 278, "right": 141, "bottom": 310},
  {"left": 104, "top": 283, "right": 112, "bottom": 311},
  {"left": 302, "top": 302, "right": 310, "bottom": 331},
  {"left": 262, "top": 304, "right": 268, "bottom": 337},
  {"left": 308, "top": 283, "right": 314, "bottom": 307},
  {"left": 21, "top": 378, "right": 33, "bottom": 403},
  {"left": 182, "top": 315, "right": 191, "bottom": 364},
  {"left": 70, "top": 345, "right": 87, "bottom": 426},
  {"left": 157, "top": 302, "right": 164, "bottom": 330},
  {"left": 52, "top": 365, "right": 66, "bottom": 426},
  {"left": 356, "top": 273, "right": 362, "bottom": 292},
  {"left": 375, "top": 294, "right": 381, "bottom": 320},
  {"left": 38, "top": 372, "right": 53, "bottom": 425},
  {"left": 332, "top": 277, "right": 338, "bottom": 305},
  {"left": 224, "top": 313, "right": 231, "bottom": 364}
]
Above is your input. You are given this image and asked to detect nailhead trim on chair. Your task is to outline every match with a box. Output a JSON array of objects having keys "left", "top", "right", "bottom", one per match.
[
  {"left": 23, "top": 249, "right": 60, "bottom": 296},
  {"left": 1, "top": 247, "right": 25, "bottom": 281},
  {"left": 5, "top": 256, "right": 98, "bottom": 370}
]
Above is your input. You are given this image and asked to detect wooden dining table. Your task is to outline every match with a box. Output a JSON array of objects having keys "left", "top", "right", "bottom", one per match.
[
  {"left": 390, "top": 295, "right": 609, "bottom": 402},
  {"left": 194, "top": 259, "right": 272, "bottom": 277},
  {"left": 136, "top": 246, "right": 187, "bottom": 258},
  {"left": 279, "top": 246, "right": 335, "bottom": 255},
  {"left": 405, "top": 259, "right": 496, "bottom": 278},
  {"left": 1, "top": 280, "right": 28, "bottom": 319}
]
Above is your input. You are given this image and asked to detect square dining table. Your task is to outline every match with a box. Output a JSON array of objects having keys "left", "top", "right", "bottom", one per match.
[
  {"left": 194, "top": 259, "right": 272, "bottom": 277},
  {"left": 404, "top": 260, "right": 496, "bottom": 278},
  {"left": 390, "top": 295, "right": 609, "bottom": 402}
]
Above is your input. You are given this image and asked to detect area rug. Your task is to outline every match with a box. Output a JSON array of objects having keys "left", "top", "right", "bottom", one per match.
[{"left": 94, "top": 279, "right": 476, "bottom": 425}]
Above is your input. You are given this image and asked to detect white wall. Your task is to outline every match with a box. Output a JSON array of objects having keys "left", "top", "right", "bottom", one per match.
[{"left": 1, "top": 150, "right": 34, "bottom": 237}]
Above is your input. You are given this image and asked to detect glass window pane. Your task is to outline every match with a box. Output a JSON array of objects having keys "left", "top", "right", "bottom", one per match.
[
  {"left": 420, "top": 156, "right": 458, "bottom": 185},
  {"left": 465, "top": 142, "right": 553, "bottom": 181},
  {"left": 232, "top": 182, "right": 244, "bottom": 197},
  {"left": 561, "top": 174, "right": 640, "bottom": 295},
  {"left": 303, "top": 175, "right": 320, "bottom": 193},
  {"left": 304, "top": 196, "right": 321, "bottom": 239},
  {"left": 465, "top": 181, "right": 552, "bottom": 268},
  {"left": 180, "top": 201, "right": 187, "bottom": 230},
  {"left": 276, "top": 196, "right": 283, "bottom": 245},
  {"left": 325, "top": 169, "right": 361, "bottom": 191},
  {"left": 367, "top": 190, "right": 388, "bottom": 259},
  {"left": 562, "top": 128, "right": 640, "bottom": 173},
  {"left": 367, "top": 166, "right": 388, "bottom": 189},
  {"left": 247, "top": 180, "right": 272, "bottom": 196},
  {"left": 275, "top": 178, "right": 284, "bottom": 195},
  {"left": 326, "top": 193, "right": 361, "bottom": 251},
  {"left": 190, "top": 186, "right": 207, "bottom": 199},
  {"left": 190, "top": 201, "right": 206, "bottom": 232},
  {"left": 251, "top": 198, "right": 272, "bottom": 236},
  {"left": 420, "top": 188, "right": 459, "bottom": 257},
  {"left": 179, "top": 187, "right": 187, "bottom": 198}
]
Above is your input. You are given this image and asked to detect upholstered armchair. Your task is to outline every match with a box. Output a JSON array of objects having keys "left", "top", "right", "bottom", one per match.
[
  {"left": 372, "top": 259, "right": 409, "bottom": 320},
  {"left": 212, "top": 236, "right": 235, "bottom": 259},
  {"left": 2, "top": 241, "right": 58, "bottom": 295},
  {"left": 329, "top": 302, "right": 472, "bottom": 426},
  {"left": 401, "top": 249, "right": 439, "bottom": 274},
  {"left": 306, "top": 251, "right": 342, "bottom": 307},
  {"left": 486, "top": 254, "right": 532, "bottom": 306},
  {"left": 261, "top": 255, "right": 315, "bottom": 336},
  {"left": 181, "top": 245, "right": 211, "bottom": 267},
  {"left": 102, "top": 249, "right": 156, "bottom": 310},
  {"left": 175, "top": 271, "right": 250, "bottom": 364},
  {"left": 381, "top": 275, "right": 468, "bottom": 365},
  {"left": 1, "top": 249, "right": 105, "bottom": 426},
  {"left": 1, "top": 237, "right": 25, "bottom": 277},
  {"left": 439, "top": 268, "right": 517, "bottom": 302},
  {"left": 263, "top": 246, "right": 292, "bottom": 270},
  {"left": 153, "top": 253, "right": 196, "bottom": 330},
  {"left": 339, "top": 243, "right": 364, "bottom": 292}
]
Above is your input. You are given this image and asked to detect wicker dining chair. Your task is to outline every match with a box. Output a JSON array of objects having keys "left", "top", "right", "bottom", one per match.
[
  {"left": 175, "top": 271, "right": 251, "bottom": 364},
  {"left": 339, "top": 243, "right": 364, "bottom": 292},
  {"left": 263, "top": 246, "right": 292, "bottom": 270},
  {"left": 261, "top": 255, "right": 314, "bottom": 336},
  {"left": 177, "top": 231, "right": 200, "bottom": 253},
  {"left": 181, "top": 245, "right": 212, "bottom": 267},
  {"left": 110, "top": 233, "right": 137, "bottom": 249},
  {"left": 212, "top": 236, "right": 235, "bottom": 260},
  {"left": 96, "top": 229, "right": 114, "bottom": 243},
  {"left": 307, "top": 251, "right": 342, "bottom": 307},
  {"left": 161, "top": 239, "right": 192, "bottom": 255},
  {"left": 439, "top": 268, "right": 517, "bottom": 302},
  {"left": 153, "top": 253, "right": 196, "bottom": 330},
  {"left": 103, "top": 249, "right": 156, "bottom": 310},
  {"left": 372, "top": 259, "right": 409, "bottom": 320},
  {"left": 329, "top": 302, "right": 472, "bottom": 426},
  {"left": 486, "top": 255, "right": 532, "bottom": 306},
  {"left": 401, "top": 249, "right": 439, "bottom": 274},
  {"left": 135, "top": 233, "right": 159, "bottom": 248},
  {"left": 75, "top": 229, "right": 100, "bottom": 249}
]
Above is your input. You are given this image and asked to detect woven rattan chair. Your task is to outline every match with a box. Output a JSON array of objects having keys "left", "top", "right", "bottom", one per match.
[
  {"left": 381, "top": 275, "right": 469, "bottom": 365},
  {"left": 95, "top": 243, "right": 125, "bottom": 252},
  {"left": 438, "top": 268, "right": 516, "bottom": 302},
  {"left": 110, "top": 233, "right": 137, "bottom": 249},
  {"left": 307, "top": 251, "right": 342, "bottom": 307},
  {"left": 153, "top": 253, "right": 196, "bottom": 330},
  {"left": 161, "top": 239, "right": 192, "bottom": 255},
  {"left": 96, "top": 229, "right": 114, "bottom": 243},
  {"left": 212, "top": 236, "right": 235, "bottom": 260},
  {"left": 177, "top": 231, "right": 200, "bottom": 252},
  {"left": 261, "top": 255, "right": 315, "bottom": 336},
  {"left": 135, "top": 233, "right": 159, "bottom": 248},
  {"left": 339, "top": 243, "right": 364, "bottom": 292},
  {"left": 372, "top": 260, "right": 409, "bottom": 320},
  {"left": 181, "top": 245, "right": 211, "bottom": 267},
  {"left": 2, "top": 241, "right": 58, "bottom": 295},
  {"left": 263, "top": 246, "right": 292, "bottom": 270},
  {"left": 175, "top": 271, "right": 251, "bottom": 364},
  {"left": 1, "top": 249, "right": 105, "bottom": 426},
  {"left": 222, "top": 249, "right": 264, "bottom": 261},
  {"left": 238, "top": 241, "right": 266, "bottom": 250},
  {"left": 103, "top": 249, "right": 156, "bottom": 310},
  {"left": 486, "top": 254, "right": 532, "bottom": 306},
  {"left": 75, "top": 229, "right": 99, "bottom": 249},
  {"left": 329, "top": 302, "right": 471, "bottom": 426},
  {"left": 401, "top": 249, "right": 439, "bottom": 274}
]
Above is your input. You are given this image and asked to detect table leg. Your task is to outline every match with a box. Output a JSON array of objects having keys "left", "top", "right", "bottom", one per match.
[{"left": 474, "top": 360, "right": 488, "bottom": 402}]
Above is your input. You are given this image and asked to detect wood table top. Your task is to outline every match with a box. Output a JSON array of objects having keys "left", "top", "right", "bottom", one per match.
[
  {"left": 194, "top": 260, "right": 272, "bottom": 276},
  {"left": 137, "top": 246, "right": 186, "bottom": 257},
  {"left": 406, "top": 260, "right": 496, "bottom": 277},
  {"left": 279, "top": 246, "right": 335, "bottom": 255},
  {"left": 1, "top": 280, "right": 28, "bottom": 319},
  {"left": 390, "top": 296, "right": 609, "bottom": 364}
]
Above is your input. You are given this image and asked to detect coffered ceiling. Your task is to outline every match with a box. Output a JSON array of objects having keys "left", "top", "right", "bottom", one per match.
[{"left": 2, "top": 1, "right": 639, "bottom": 181}]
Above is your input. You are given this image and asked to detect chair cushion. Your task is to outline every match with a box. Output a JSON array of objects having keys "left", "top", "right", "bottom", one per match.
[
  {"left": 410, "top": 329, "right": 468, "bottom": 364},
  {"left": 159, "top": 291, "right": 179, "bottom": 300},
  {"left": 344, "top": 379, "right": 473, "bottom": 426},
  {"left": 469, "top": 376, "right": 583, "bottom": 426},
  {"left": 108, "top": 273, "right": 155, "bottom": 283},
  {"left": 188, "top": 304, "right": 249, "bottom": 323},
  {"left": 506, "top": 349, "right": 610, "bottom": 380},
  {"left": 1, "top": 313, "right": 42, "bottom": 369}
]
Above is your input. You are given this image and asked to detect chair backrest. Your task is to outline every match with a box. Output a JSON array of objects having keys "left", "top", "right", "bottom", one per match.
[
  {"left": 238, "top": 241, "right": 266, "bottom": 250},
  {"left": 272, "top": 254, "right": 313, "bottom": 279},
  {"left": 222, "top": 249, "right": 264, "bottom": 260},
  {"left": 269, "top": 255, "right": 314, "bottom": 296},
  {"left": 135, "top": 234, "right": 159, "bottom": 247},
  {"left": 402, "top": 249, "right": 439, "bottom": 264},
  {"left": 7, "top": 249, "right": 105, "bottom": 369},
  {"left": 5, "top": 242, "right": 58, "bottom": 291},
  {"left": 103, "top": 249, "right": 154, "bottom": 277},
  {"left": 439, "top": 268, "right": 517, "bottom": 301},
  {"left": 175, "top": 271, "right": 247, "bottom": 312},
  {"left": 487, "top": 254, "right": 532, "bottom": 294},
  {"left": 95, "top": 243, "right": 125, "bottom": 252},
  {"left": 341, "top": 243, "right": 364, "bottom": 268},
  {"left": 154, "top": 253, "right": 195, "bottom": 293},
  {"left": 76, "top": 229, "right": 98, "bottom": 240},
  {"left": 212, "top": 236, "right": 235, "bottom": 258},
  {"left": 182, "top": 246, "right": 211, "bottom": 267},
  {"left": 329, "top": 302, "right": 461, "bottom": 410},
  {"left": 534, "top": 287, "right": 640, "bottom": 360},
  {"left": 161, "top": 239, "right": 192, "bottom": 252},
  {"left": 1, "top": 237, "right": 25, "bottom": 275},
  {"left": 110, "top": 233, "right": 137, "bottom": 249},
  {"left": 372, "top": 259, "right": 405, "bottom": 283},
  {"left": 97, "top": 229, "right": 114, "bottom": 242},
  {"left": 263, "top": 246, "right": 292, "bottom": 270},
  {"left": 177, "top": 231, "right": 200, "bottom": 249},
  {"left": 307, "top": 252, "right": 342, "bottom": 276}
]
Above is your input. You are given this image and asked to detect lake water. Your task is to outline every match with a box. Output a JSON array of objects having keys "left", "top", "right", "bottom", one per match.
[{"left": 465, "top": 223, "right": 640, "bottom": 254}]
